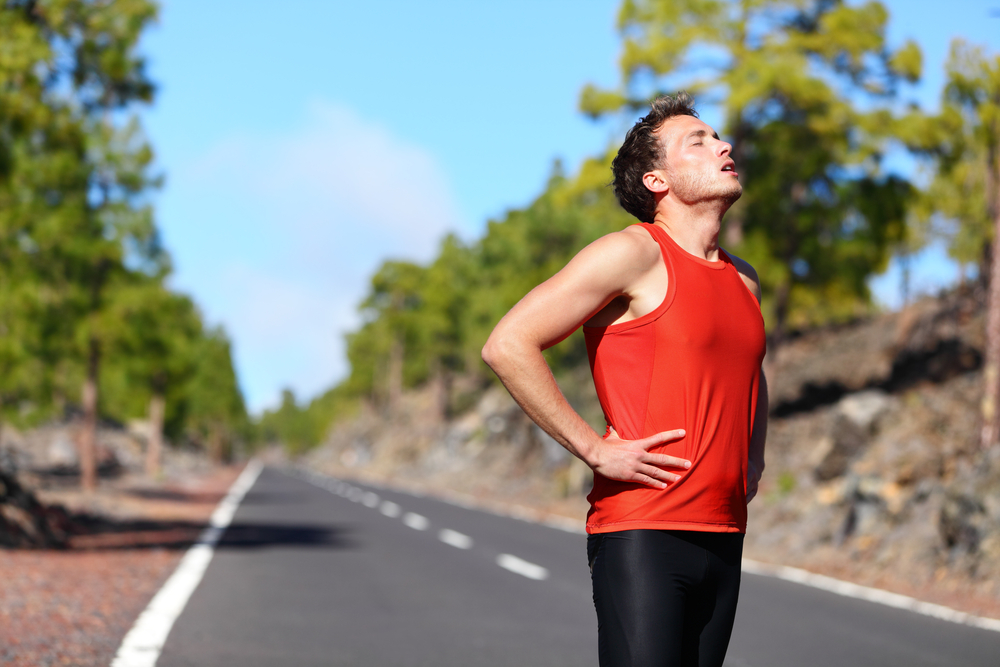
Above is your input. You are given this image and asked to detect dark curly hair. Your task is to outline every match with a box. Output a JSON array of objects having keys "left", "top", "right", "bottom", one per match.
[{"left": 612, "top": 92, "right": 698, "bottom": 223}]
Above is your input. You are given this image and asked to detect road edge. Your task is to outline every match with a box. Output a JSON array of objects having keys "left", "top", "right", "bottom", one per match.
[
  {"left": 298, "top": 466, "right": 1000, "bottom": 635},
  {"left": 110, "top": 460, "right": 264, "bottom": 667},
  {"left": 741, "top": 558, "right": 1000, "bottom": 633}
]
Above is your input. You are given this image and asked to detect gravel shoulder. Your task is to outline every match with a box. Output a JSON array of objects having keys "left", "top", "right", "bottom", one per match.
[{"left": 0, "top": 464, "right": 243, "bottom": 667}]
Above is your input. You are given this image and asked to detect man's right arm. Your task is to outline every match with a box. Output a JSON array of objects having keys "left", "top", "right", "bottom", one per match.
[{"left": 481, "top": 230, "right": 690, "bottom": 490}]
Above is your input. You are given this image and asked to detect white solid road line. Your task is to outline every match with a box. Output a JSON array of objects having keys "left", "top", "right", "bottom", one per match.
[
  {"left": 497, "top": 553, "right": 549, "bottom": 581},
  {"left": 438, "top": 528, "right": 473, "bottom": 550},
  {"left": 742, "top": 559, "right": 1000, "bottom": 633},
  {"left": 403, "top": 512, "right": 430, "bottom": 531},
  {"left": 380, "top": 501, "right": 402, "bottom": 517},
  {"left": 111, "top": 460, "right": 263, "bottom": 667}
]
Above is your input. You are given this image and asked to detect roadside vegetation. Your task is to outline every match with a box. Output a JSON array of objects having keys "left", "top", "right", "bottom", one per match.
[
  {"left": 2, "top": 0, "right": 998, "bottom": 479},
  {"left": 0, "top": 1, "right": 247, "bottom": 486},
  {"left": 264, "top": 0, "right": 1000, "bottom": 455}
]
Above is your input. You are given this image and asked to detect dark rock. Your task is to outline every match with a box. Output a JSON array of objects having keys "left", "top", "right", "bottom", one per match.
[
  {"left": 939, "top": 493, "right": 985, "bottom": 555},
  {"left": 0, "top": 465, "right": 69, "bottom": 549}
]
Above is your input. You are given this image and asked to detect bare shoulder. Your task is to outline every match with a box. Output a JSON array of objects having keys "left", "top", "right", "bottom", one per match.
[
  {"left": 551, "top": 224, "right": 662, "bottom": 299},
  {"left": 577, "top": 224, "right": 660, "bottom": 269},
  {"left": 726, "top": 251, "right": 762, "bottom": 304}
]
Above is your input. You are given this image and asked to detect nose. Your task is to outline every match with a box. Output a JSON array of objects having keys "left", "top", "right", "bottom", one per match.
[{"left": 717, "top": 139, "right": 732, "bottom": 157}]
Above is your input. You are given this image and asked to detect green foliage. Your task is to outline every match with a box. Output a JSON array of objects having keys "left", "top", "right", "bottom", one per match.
[
  {"left": 213, "top": 3, "right": 1000, "bottom": 455},
  {"left": 581, "top": 0, "right": 918, "bottom": 334},
  {"left": 183, "top": 328, "right": 248, "bottom": 454},
  {"left": 773, "top": 470, "right": 796, "bottom": 500},
  {"left": 256, "top": 387, "right": 353, "bottom": 456},
  {"left": 366, "top": 165, "right": 631, "bottom": 392},
  {"left": 100, "top": 283, "right": 193, "bottom": 426},
  {"left": 905, "top": 40, "right": 1000, "bottom": 270},
  {"left": 0, "top": 1, "right": 248, "bottom": 457},
  {"left": 279, "top": 164, "right": 634, "bottom": 450},
  {"left": 258, "top": 390, "right": 312, "bottom": 453}
]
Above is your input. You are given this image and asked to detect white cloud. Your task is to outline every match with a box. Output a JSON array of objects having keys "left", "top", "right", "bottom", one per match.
[
  {"left": 163, "top": 102, "right": 467, "bottom": 412},
  {"left": 215, "top": 264, "right": 354, "bottom": 409}
]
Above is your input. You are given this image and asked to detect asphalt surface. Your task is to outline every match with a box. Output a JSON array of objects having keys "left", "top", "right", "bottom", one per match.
[{"left": 157, "top": 466, "right": 1000, "bottom": 666}]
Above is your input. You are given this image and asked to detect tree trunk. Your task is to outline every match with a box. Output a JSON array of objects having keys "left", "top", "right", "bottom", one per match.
[
  {"left": 900, "top": 251, "right": 911, "bottom": 307},
  {"left": 981, "top": 144, "right": 1000, "bottom": 449},
  {"left": 53, "top": 362, "right": 67, "bottom": 419},
  {"left": 78, "top": 339, "right": 100, "bottom": 493},
  {"left": 207, "top": 423, "right": 224, "bottom": 463},
  {"left": 723, "top": 204, "right": 744, "bottom": 247},
  {"left": 387, "top": 334, "right": 404, "bottom": 416},
  {"left": 145, "top": 391, "right": 165, "bottom": 478},
  {"left": 771, "top": 277, "right": 792, "bottom": 347},
  {"left": 980, "top": 244, "right": 992, "bottom": 293},
  {"left": 429, "top": 362, "right": 449, "bottom": 423},
  {"left": 981, "top": 144, "right": 998, "bottom": 292}
]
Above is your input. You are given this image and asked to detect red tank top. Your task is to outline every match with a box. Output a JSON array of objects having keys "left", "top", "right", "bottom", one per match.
[{"left": 583, "top": 223, "right": 766, "bottom": 534}]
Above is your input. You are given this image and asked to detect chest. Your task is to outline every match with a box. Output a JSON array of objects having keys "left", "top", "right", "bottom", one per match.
[{"left": 658, "top": 268, "right": 765, "bottom": 365}]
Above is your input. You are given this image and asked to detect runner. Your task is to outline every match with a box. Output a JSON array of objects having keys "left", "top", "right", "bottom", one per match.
[{"left": 482, "top": 92, "right": 768, "bottom": 667}]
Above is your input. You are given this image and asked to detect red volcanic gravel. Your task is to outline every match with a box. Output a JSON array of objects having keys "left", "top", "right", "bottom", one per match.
[{"left": 0, "top": 465, "right": 243, "bottom": 667}]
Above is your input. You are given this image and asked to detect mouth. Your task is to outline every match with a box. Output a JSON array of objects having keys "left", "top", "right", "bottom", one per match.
[{"left": 721, "top": 159, "right": 737, "bottom": 175}]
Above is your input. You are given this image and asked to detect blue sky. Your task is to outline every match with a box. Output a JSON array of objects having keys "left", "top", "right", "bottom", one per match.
[{"left": 140, "top": 0, "right": 1000, "bottom": 413}]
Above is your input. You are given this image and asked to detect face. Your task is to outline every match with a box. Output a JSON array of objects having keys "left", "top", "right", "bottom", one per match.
[{"left": 653, "top": 116, "right": 742, "bottom": 206}]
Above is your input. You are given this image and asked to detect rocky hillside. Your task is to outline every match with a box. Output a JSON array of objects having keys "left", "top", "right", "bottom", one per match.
[
  {"left": 303, "top": 285, "right": 1000, "bottom": 616},
  {"left": 747, "top": 286, "right": 1000, "bottom": 616}
]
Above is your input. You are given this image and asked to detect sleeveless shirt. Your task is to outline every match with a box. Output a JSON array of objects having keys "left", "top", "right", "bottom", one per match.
[{"left": 583, "top": 223, "right": 766, "bottom": 534}]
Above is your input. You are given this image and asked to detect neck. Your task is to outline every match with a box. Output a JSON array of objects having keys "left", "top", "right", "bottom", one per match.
[{"left": 652, "top": 199, "right": 729, "bottom": 261}]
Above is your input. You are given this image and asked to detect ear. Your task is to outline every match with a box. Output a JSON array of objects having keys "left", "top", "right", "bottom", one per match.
[{"left": 642, "top": 169, "right": 669, "bottom": 194}]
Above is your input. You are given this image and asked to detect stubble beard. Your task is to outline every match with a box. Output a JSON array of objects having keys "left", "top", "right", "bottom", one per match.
[{"left": 668, "top": 167, "right": 743, "bottom": 208}]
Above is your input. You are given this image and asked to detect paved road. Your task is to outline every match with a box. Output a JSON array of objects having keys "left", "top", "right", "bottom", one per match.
[{"left": 157, "top": 466, "right": 1000, "bottom": 666}]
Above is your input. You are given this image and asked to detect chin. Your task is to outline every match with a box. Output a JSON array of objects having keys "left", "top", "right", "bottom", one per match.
[{"left": 720, "top": 184, "right": 742, "bottom": 205}]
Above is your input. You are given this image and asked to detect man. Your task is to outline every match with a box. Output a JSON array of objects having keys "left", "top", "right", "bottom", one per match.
[{"left": 481, "top": 92, "right": 767, "bottom": 667}]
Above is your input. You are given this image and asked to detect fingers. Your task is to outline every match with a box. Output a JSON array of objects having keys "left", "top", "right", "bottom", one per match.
[
  {"left": 644, "top": 452, "right": 691, "bottom": 470},
  {"left": 634, "top": 474, "right": 668, "bottom": 490},
  {"left": 636, "top": 429, "right": 686, "bottom": 449},
  {"left": 634, "top": 464, "right": 684, "bottom": 488},
  {"left": 598, "top": 426, "right": 690, "bottom": 488},
  {"left": 607, "top": 427, "right": 684, "bottom": 447}
]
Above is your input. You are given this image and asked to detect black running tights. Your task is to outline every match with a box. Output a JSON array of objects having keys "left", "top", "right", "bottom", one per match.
[{"left": 588, "top": 529, "right": 744, "bottom": 667}]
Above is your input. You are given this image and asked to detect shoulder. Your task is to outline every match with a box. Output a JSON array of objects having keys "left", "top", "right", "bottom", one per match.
[
  {"left": 726, "top": 251, "right": 762, "bottom": 304},
  {"left": 577, "top": 224, "right": 660, "bottom": 269},
  {"left": 557, "top": 224, "right": 662, "bottom": 295}
]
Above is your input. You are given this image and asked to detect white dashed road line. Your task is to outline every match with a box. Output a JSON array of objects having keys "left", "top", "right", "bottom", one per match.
[
  {"left": 438, "top": 529, "right": 473, "bottom": 550},
  {"left": 380, "top": 501, "right": 401, "bottom": 517},
  {"left": 402, "top": 512, "right": 430, "bottom": 531},
  {"left": 497, "top": 554, "right": 549, "bottom": 581},
  {"left": 303, "top": 469, "right": 1000, "bottom": 630},
  {"left": 303, "top": 472, "right": 551, "bottom": 584}
]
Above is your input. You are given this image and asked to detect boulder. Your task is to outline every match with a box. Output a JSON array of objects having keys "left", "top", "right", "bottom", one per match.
[{"left": 814, "top": 390, "right": 891, "bottom": 481}]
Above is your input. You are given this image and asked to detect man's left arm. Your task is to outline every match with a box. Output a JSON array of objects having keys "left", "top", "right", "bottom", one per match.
[{"left": 730, "top": 253, "right": 768, "bottom": 504}]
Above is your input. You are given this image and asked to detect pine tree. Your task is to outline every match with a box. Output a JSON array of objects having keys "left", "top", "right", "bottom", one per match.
[{"left": 580, "top": 0, "right": 920, "bottom": 337}]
